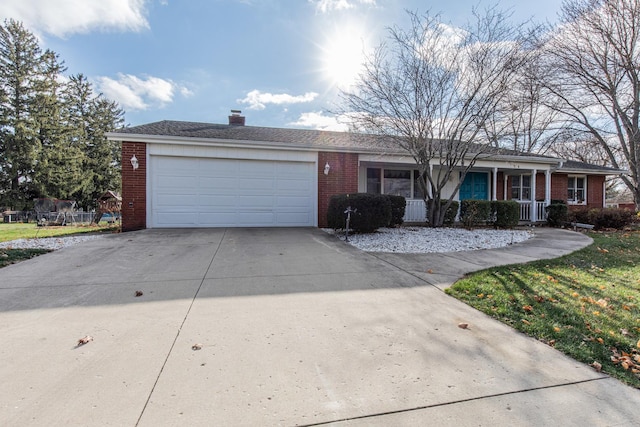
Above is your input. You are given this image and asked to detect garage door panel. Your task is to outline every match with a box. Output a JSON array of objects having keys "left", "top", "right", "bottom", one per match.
[
  {"left": 156, "top": 194, "right": 197, "bottom": 207},
  {"left": 151, "top": 156, "right": 315, "bottom": 227},
  {"left": 157, "top": 175, "right": 198, "bottom": 188},
  {"left": 277, "top": 178, "right": 311, "bottom": 191},
  {"left": 238, "top": 178, "right": 275, "bottom": 190},
  {"left": 198, "top": 195, "right": 237, "bottom": 207},
  {"left": 156, "top": 212, "right": 198, "bottom": 226},
  {"left": 276, "top": 196, "right": 312, "bottom": 207},
  {"left": 199, "top": 177, "right": 237, "bottom": 189}
]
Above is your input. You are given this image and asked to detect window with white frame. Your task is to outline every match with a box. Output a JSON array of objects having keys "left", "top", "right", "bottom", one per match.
[
  {"left": 511, "top": 175, "right": 531, "bottom": 200},
  {"left": 366, "top": 168, "right": 420, "bottom": 199},
  {"left": 568, "top": 176, "right": 586, "bottom": 204}
]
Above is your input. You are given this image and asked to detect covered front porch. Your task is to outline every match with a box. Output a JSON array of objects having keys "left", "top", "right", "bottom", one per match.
[
  {"left": 403, "top": 199, "right": 548, "bottom": 223},
  {"left": 358, "top": 154, "right": 559, "bottom": 225}
]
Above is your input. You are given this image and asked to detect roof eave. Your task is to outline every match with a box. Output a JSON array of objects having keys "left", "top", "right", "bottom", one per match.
[{"left": 106, "top": 131, "right": 387, "bottom": 154}]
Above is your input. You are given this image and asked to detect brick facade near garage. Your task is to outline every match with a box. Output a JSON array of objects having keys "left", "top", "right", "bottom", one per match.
[
  {"left": 317, "top": 152, "right": 359, "bottom": 228},
  {"left": 121, "top": 142, "right": 147, "bottom": 231}
]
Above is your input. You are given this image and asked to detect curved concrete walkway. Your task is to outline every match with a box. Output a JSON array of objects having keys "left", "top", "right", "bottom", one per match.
[
  {"left": 0, "top": 227, "right": 638, "bottom": 426},
  {"left": 373, "top": 227, "right": 594, "bottom": 290}
]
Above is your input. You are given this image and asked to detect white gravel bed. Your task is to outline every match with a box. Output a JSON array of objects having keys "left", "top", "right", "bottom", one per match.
[
  {"left": 324, "top": 227, "right": 533, "bottom": 253},
  {"left": 0, "top": 235, "right": 104, "bottom": 250}
]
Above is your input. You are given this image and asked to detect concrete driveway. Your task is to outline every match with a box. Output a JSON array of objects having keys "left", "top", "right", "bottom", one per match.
[{"left": 1, "top": 228, "right": 639, "bottom": 426}]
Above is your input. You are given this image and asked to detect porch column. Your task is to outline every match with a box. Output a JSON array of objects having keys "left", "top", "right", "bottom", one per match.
[
  {"left": 531, "top": 169, "right": 538, "bottom": 222},
  {"left": 428, "top": 164, "right": 433, "bottom": 198},
  {"left": 545, "top": 169, "right": 551, "bottom": 205},
  {"left": 492, "top": 167, "right": 498, "bottom": 200},
  {"left": 503, "top": 174, "right": 508, "bottom": 200}
]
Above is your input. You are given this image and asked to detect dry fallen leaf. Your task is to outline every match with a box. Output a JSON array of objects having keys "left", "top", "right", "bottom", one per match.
[
  {"left": 135, "top": 290, "right": 144, "bottom": 297},
  {"left": 458, "top": 323, "right": 469, "bottom": 329},
  {"left": 77, "top": 335, "right": 93, "bottom": 346},
  {"left": 426, "top": 269, "right": 434, "bottom": 274},
  {"left": 522, "top": 305, "right": 533, "bottom": 312},
  {"left": 192, "top": 343, "right": 203, "bottom": 350},
  {"left": 590, "top": 361, "right": 602, "bottom": 372}
]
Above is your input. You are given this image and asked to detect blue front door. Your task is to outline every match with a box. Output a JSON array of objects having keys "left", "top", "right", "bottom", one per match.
[{"left": 459, "top": 172, "right": 488, "bottom": 200}]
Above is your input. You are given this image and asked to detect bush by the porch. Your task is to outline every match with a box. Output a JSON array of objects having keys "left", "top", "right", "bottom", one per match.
[
  {"left": 460, "top": 200, "right": 492, "bottom": 228},
  {"left": 568, "top": 207, "right": 636, "bottom": 230},
  {"left": 387, "top": 195, "right": 406, "bottom": 227},
  {"left": 327, "top": 193, "right": 392, "bottom": 232},
  {"left": 441, "top": 200, "right": 459, "bottom": 226},
  {"left": 491, "top": 200, "right": 520, "bottom": 228},
  {"left": 545, "top": 202, "right": 568, "bottom": 227}
]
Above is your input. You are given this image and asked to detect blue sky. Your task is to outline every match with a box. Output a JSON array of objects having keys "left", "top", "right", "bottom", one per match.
[{"left": 0, "top": 0, "right": 564, "bottom": 130}]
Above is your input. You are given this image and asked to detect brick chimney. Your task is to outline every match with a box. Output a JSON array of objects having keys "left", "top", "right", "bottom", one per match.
[{"left": 228, "top": 110, "right": 245, "bottom": 126}]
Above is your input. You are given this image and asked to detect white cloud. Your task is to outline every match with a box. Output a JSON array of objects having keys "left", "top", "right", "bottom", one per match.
[
  {"left": 310, "top": 0, "right": 376, "bottom": 14},
  {"left": 238, "top": 90, "right": 318, "bottom": 110},
  {"left": 95, "top": 73, "right": 191, "bottom": 111},
  {"left": 0, "top": 0, "right": 149, "bottom": 37},
  {"left": 289, "top": 111, "right": 349, "bottom": 131}
]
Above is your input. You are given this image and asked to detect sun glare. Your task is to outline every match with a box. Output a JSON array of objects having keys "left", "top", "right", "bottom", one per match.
[{"left": 319, "top": 23, "right": 369, "bottom": 90}]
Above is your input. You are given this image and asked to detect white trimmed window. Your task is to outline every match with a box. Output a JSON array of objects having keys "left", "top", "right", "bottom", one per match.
[
  {"left": 511, "top": 175, "right": 531, "bottom": 200},
  {"left": 568, "top": 176, "right": 586, "bottom": 204},
  {"left": 366, "top": 168, "right": 421, "bottom": 199}
]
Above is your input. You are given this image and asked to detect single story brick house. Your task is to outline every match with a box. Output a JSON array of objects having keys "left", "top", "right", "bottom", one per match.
[{"left": 107, "top": 113, "right": 623, "bottom": 231}]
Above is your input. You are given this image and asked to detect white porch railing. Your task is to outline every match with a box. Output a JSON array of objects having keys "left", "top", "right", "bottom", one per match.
[
  {"left": 517, "top": 201, "right": 548, "bottom": 222},
  {"left": 404, "top": 199, "right": 427, "bottom": 222},
  {"left": 404, "top": 199, "right": 548, "bottom": 223}
]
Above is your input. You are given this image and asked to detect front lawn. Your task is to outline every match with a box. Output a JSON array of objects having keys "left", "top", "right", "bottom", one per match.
[
  {"left": 446, "top": 231, "right": 640, "bottom": 389},
  {"left": 0, "top": 222, "right": 118, "bottom": 267},
  {"left": 0, "top": 222, "right": 117, "bottom": 243}
]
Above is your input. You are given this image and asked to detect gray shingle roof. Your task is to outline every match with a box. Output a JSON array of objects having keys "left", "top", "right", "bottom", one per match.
[
  {"left": 111, "top": 120, "right": 623, "bottom": 174},
  {"left": 558, "top": 159, "right": 624, "bottom": 174},
  {"left": 114, "top": 120, "right": 387, "bottom": 151}
]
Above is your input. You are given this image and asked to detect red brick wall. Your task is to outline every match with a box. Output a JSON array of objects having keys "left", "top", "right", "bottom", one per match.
[
  {"left": 587, "top": 175, "right": 605, "bottom": 208},
  {"left": 535, "top": 172, "right": 546, "bottom": 201},
  {"left": 551, "top": 173, "right": 568, "bottom": 202},
  {"left": 551, "top": 174, "right": 605, "bottom": 207},
  {"left": 317, "top": 152, "right": 359, "bottom": 227},
  {"left": 121, "top": 142, "right": 147, "bottom": 231},
  {"left": 496, "top": 172, "right": 504, "bottom": 200}
]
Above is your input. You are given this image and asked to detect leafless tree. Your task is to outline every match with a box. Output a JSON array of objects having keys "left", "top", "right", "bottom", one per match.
[
  {"left": 540, "top": 0, "right": 640, "bottom": 208},
  {"left": 483, "top": 50, "right": 568, "bottom": 155},
  {"left": 339, "top": 8, "right": 527, "bottom": 226}
]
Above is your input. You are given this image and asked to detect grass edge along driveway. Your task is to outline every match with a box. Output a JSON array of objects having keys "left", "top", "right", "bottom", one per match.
[
  {"left": 0, "top": 223, "right": 118, "bottom": 268},
  {"left": 446, "top": 230, "right": 640, "bottom": 389}
]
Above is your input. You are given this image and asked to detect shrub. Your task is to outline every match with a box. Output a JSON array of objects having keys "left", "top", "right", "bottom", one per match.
[
  {"left": 545, "top": 202, "right": 568, "bottom": 227},
  {"left": 441, "top": 200, "right": 459, "bottom": 226},
  {"left": 492, "top": 200, "right": 520, "bottom": 228},
  {"left": 591, "top": 208, "right": 636, "bottom": 230},
  {"left": 386, "top": 195, "right": 406, "bottom": 227},
  {"left": 460, "top": 200, "right": 492, "bottom": 228},
  {"left": 567, "top": 206, "right": 594, "bottom": 224},
  {"left": 327, "top": 193, "right": 391, "bottom": 233}
]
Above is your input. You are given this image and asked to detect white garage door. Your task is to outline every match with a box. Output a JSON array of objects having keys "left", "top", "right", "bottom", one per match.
[{"left": 150, "top": 156, "right": 315, "bottom": 227}]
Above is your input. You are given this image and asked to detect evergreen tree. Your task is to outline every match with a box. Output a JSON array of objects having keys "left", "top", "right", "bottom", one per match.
[
  {"left": 63, "top": 74, "right": 124, "bottom": 209},
  {"left": 32, "top": 51, "right": 89, "bottom": 202},
  {"left": 0, "top": 21, "right": 126, "bottom": 211},
  {"left": 0, "top": 19, "right": 48, "bottom": 209}
]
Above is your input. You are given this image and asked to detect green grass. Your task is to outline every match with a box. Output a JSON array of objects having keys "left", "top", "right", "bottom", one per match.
[
  {"left": 446, "top": 230, "right": 640, "bottom": 389},
  {"left": 0, "top": 222, "right": 118, "bottom": 243},
  {"left": 0, "top": 222, "right": 119, "bottom": 267},
  {"left": 0, "top": 248, "right": 51, "bottom": 268}
]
